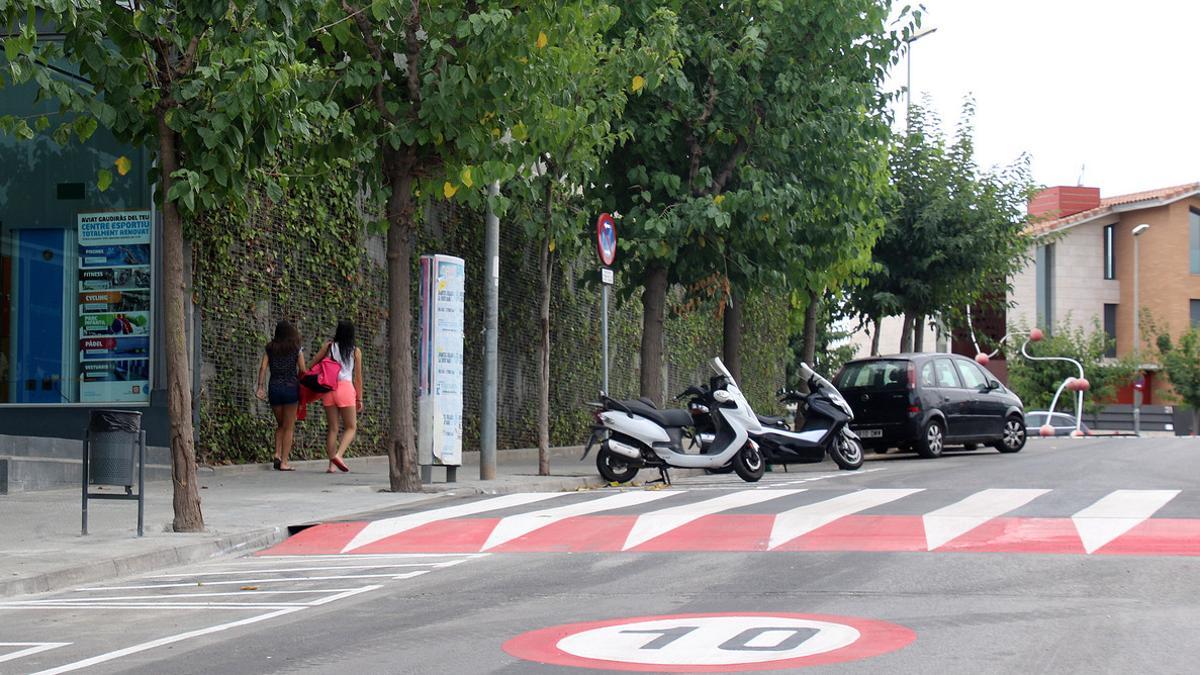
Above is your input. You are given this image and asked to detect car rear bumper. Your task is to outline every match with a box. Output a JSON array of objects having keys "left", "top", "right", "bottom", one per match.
[{"left": 848, "top": 417, "right": 922, "bottom": 448}]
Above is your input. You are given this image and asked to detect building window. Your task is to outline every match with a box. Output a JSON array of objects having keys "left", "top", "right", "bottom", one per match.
[
  {"left": 1191, "top": 209, "right": 1200, "bottom": 274},
  {"left": 1036, "top": 243, "right": 1055, "bottom": 333},
  {"left": 1, "top": 56, "right": 153, "bottom": 405},
  {"left": 1103, "top": 225, "right": 1115, "bottom": 279},
  {"left": 1104, "top": 304, "right": 1117, "bottom": 357},
  {"left": 1191, "top": 300, "right": 1200, "bottom": 328}
]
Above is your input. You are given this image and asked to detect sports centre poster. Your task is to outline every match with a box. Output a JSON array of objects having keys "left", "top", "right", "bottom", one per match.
[{"left": 77, "top": 211, "right": 153, "bottom": 403}]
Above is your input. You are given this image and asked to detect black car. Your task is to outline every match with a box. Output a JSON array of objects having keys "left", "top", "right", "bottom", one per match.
[{"left": 833, "top": 353, "right": 1026, "bottom": 458}]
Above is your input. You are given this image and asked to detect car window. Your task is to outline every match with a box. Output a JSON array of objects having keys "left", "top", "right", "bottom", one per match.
[
  {"left": 1026, "top": 413, "right": 1045, "bottom": 426},
  {"left": 1051, "top": 413, "right": 1075, "bottom": 426},
  {"left": 933, "top": 359, "right": 961, "bottom": 388},
  {"left": 835, "top": 360, "right": 908, "bottom": 390},
  {"left": 920, "top": 362, "right": 937, "bottom": 388},
  {"left": 955, "top": 360, "right": 988, "bottom": 390}
]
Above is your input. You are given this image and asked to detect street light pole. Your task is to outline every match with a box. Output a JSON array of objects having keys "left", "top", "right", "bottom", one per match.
[
  {"left": 904, "top": 27, "right": 937, "bottom": 129},
  {"left": 1132, "top": 223, "right": 1150, "bottom": 437}
]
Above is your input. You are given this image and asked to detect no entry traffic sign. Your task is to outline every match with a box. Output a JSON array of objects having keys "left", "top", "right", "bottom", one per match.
[
  {"left": 503, "top": 612, "right": 915, "bottom": 672},
  {"left": 596, "top": 212, "right": 617, "bottom": 267}
]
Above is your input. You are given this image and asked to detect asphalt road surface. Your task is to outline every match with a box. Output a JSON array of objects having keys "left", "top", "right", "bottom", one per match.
[{"left": 4, "top": 437, "right": 1199, "bottom": 674}]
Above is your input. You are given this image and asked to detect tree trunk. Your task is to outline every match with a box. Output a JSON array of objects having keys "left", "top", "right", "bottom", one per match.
[
  {"left": 801, "top": 288, "right": 820, "bottom": 366},
  {"left": 721, "top": 287, "right": 742, "bottom": 382},
  {"left": 1193, "top": 408, "right": 1198, "bottom": 437},
  {"left": 639, "top": 264, "right": 668, "bottom": 405},
  {"left": 913, "top": 314, "right": 925, "bottom": 352},
  {"left": 385, "top": 151, "right": 420, "bottom": 491},
  {"left": 536, "top": 183, "right": 554, "bottom": 476},
  {"left": 870, "top": 317, "right": 881, "bottom": 356},
  {"left": 156, "top": 112, "right": 203, "bottom": 532},
  {"left": 899, "top": 313, "right": 914, "bottom": 353}
]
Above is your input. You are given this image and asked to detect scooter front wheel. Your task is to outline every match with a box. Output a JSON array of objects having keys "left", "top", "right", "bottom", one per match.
[
  {"left": 732, "top": 444, "right": 765, "bottom": 482},
  {"left": 597, "top": 447, "right": 640, "bottom": 484},
  {"left": 831, "top": 435, "right": 864, "bottom": 470}
]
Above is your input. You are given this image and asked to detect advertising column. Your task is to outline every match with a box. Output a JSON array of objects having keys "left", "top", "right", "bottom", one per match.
[
  {"left": 77, "top": 211, "right": 153, "bottom": 403},
  {"left": 418, "top": 254, "right": 465, "bottom": 471}
]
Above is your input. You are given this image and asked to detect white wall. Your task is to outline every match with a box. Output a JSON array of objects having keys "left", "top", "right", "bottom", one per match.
[{"left": 1008, "top": 220, "right": 1121, "bottom": 334}]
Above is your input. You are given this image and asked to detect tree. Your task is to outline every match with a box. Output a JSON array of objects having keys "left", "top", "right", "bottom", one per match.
[
  {"left": 1007, "top": 320, "right": 1135, "bottom": 417},
  {"left": 2, "top": 0, "right": 326, "bottom": 530},
  {"left": 507, "top": 11, "right": 674, "bottom": 475},
  {"left": 313, "top": 0, "right": 633, "bottom": 488},
  {"left": 603, "top": 0, "right": 905, "bottom": 404},
  {"left": 1155, "top": 329, "right": 1200, "bottom": 435},
  {"left": 854, "top": 100, "right": 1035, "bottom": 353}
]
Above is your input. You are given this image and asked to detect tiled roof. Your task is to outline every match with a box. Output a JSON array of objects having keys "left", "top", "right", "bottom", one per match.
[{"left": 1028, "top": 181, "right": 1200, "bottom": 236}]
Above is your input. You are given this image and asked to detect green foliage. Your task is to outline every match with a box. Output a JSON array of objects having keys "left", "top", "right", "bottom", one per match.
[
  {"left": 853, "top": 100, "right": 1036, "bottom": 326},
  {"left": 787, "top": 291, "right": 859, "bottom": 384},
  {"left": 603, "top": 0, "right": 905, "bottom": 298},
  {"left": 1155, "top": 329, "right": 1200, "bottom": 411},
  {"left": 0, "top": 0, "right": 328, "bottom": 220},
  {"left": 192, "top": 168, "right": 386, "bottom": 464},
  {"left": 1007, "top": 320, "right": 1136, "bottom": 416}
]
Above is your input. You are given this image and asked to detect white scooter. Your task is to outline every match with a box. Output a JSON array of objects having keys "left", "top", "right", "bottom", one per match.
[{"left": 582, "top": 357, "right": 765, "bottom": 484}]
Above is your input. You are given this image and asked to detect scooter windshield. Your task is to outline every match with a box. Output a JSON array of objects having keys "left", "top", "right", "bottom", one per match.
[{"left": 708, "top": 357, "right": 734, "bottom": 381}]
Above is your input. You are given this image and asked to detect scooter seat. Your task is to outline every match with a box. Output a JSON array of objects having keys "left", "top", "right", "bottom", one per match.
[
  {"left": 757, "top": 414, "right": 788, "bottom": 428},
  {"left": 621, "top": 400, "right": 694, "bottom": 428}
]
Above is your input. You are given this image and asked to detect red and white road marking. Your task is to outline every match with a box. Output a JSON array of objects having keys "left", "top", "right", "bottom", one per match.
[
  {"left": 260, "top": 489, "right": 1200, "bottom": 557},
  {"left": 503, "top": 612, "right": 916, "bottom": 672}
]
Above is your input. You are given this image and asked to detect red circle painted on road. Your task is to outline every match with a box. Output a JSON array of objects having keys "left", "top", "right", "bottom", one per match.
[
  {"left": 596, "top": 212, "right": 618, "bottom": 267},
  {"left": 503, "top": 612, "right": 915, "bottom": 672}
]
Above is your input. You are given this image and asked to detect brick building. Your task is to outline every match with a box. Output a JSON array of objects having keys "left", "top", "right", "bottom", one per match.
[{"left": 1008, "top": 182, "right": 1200, "bottom": 404}]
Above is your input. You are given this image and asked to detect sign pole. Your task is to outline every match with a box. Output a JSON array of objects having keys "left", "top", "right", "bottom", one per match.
[
  {"left": 601, "top": 283, "right": 609, "bottom": 395},
  {"left": 595, "top": 214, "right": 618, "bottom": 397},
  {"left": 481, "top": 181, "right": 500, "bottom": 480}
]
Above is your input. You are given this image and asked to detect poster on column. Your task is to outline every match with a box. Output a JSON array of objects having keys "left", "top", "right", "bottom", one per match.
[
  {"left": 77, "top": 211, "right": 153, "bottom": 403},
  {"left": 417, "top": 254, "right": 465, "bottom": 467}
]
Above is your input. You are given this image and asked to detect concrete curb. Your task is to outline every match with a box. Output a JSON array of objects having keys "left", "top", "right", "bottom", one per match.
[{"left": 0, "top": 526, "right": 288, "bottom": 599}]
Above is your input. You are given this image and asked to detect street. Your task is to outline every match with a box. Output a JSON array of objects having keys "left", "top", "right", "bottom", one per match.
[{"left": 4, "top": 437, "right": 1199, "bottom": 674}]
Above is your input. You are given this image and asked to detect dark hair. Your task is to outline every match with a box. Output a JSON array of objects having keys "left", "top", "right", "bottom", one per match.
[
  {"left": 333, "top": 319, "right": 355, "bottom": 361},
  {"left": 266, "top": 320, "right": 301, "bottom": 357}
]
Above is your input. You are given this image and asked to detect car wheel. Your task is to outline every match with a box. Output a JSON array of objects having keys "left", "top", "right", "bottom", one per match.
[
  {"left": 916, "top": 419, "right": 945, "bottom": 458},
  {"left": 962, "top": 442, "right": 978, "bottom": 451},
  {"left": 994, "top": 415, "right": 1026, "bottom": 453}
]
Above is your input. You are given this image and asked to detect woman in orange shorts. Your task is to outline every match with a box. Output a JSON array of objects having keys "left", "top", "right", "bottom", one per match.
[{"left": 311, "top": 320, "right": 363, "bottom": 473}]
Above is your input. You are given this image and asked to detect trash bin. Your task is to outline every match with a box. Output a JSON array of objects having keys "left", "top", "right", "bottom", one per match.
[{"left": 87, "top": 409, "right": 142, "bottom": 487}]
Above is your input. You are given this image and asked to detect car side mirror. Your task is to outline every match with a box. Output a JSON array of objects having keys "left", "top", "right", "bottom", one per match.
[{"left": 987, "top": 380, "right": 1001, "bottom": 391}]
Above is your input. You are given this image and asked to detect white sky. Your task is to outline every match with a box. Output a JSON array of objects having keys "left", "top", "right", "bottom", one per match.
[{"left": 885, "top": 0, "right": 1200, "bottom": 197}]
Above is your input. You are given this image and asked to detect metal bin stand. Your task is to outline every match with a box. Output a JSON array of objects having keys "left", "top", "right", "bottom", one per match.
[{"left": 82, "top": 409, "right": 145, "bottom": 537}]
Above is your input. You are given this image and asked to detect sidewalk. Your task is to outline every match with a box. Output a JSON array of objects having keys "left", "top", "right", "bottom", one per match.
[{"left": 0, "top": 446, "right": 657, "bottom": 599}]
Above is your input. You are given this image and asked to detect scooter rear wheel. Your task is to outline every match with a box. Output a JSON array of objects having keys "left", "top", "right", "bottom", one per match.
[
  {"left": 732, "top": 444, "right": 765, "bottom": 482},
  {"left": 597, "top": 447, "right": 640, "bottom": 484}
]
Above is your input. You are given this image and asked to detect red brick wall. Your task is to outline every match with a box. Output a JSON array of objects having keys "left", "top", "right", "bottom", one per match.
[{"left": 1029, "top": 186, "right": 1101, "bottom": 219}]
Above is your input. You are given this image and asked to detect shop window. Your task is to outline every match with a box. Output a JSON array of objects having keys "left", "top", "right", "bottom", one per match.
[{"left": 1, "top": 52, "right": 152, "bottom": 404}]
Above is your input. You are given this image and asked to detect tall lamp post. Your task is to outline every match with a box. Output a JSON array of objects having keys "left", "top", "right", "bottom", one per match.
[
  {"left": 1132, "top": 223, "right": 1150, "bottom": 436},
  {"left": 904, "top": 27, "right": 938, "bottom": 128}
]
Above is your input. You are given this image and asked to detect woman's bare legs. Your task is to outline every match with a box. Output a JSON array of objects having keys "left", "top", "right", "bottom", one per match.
[
  {"left": 325, "top": 405, "right": 340, "bottom": 472},
  {"left": 271, "top": 405, "right": 287, "bottom": 462},
  {"left": 279, "top": 403, "right": 298, "bottom": 469},
  {"left": 335, "top": 405, "right": 357, "bottom": 461}
]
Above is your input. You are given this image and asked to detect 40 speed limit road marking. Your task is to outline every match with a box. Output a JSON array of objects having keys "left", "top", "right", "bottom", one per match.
[{"left": 503, "top": 612, "right": 915, "bottom": 672}]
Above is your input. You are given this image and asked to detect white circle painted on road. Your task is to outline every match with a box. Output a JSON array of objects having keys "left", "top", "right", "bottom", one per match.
[
  {"left": 559, "top": 616, "right": 858, "bottom": 665},
  {"left": 504, "top": 612, "right": 915, "bottom": 672}
]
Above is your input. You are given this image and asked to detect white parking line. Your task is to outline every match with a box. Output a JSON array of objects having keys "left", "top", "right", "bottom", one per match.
[
  {"left": 28, "top": 607, "right": 305, "bottom": 675},
  {"left": 146, "top": 562, "right": 456, "bottom": 578},
  {"left": 0, "top": 643, "right": 71, "bottom": 664},
  {"left": 78, "top": 572, "right": 427, "bottom": 591}
]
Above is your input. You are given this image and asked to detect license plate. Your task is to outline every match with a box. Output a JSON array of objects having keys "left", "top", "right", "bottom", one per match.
[{"left": 858, "top": 428, "right": 883, "bottom": 438}]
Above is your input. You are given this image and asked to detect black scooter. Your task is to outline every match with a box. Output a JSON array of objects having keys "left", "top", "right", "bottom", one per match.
[{"left": 749, "top": 362, "right": 863, "bottom": 471}]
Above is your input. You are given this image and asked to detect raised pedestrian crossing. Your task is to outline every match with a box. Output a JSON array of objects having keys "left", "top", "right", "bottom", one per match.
[{"left": 261, "top": 487, "right": 1200, "bottom": 557}]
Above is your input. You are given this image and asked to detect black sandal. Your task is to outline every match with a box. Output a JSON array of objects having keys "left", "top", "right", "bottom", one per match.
[{"left": 272, "top": 459, "right": 282, "bottom": 471}]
